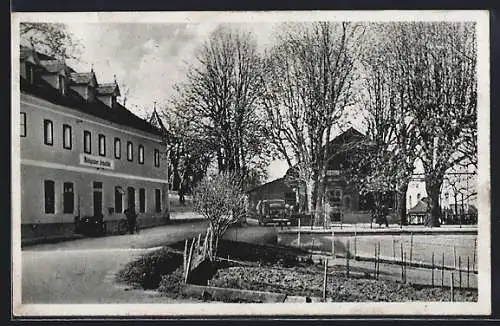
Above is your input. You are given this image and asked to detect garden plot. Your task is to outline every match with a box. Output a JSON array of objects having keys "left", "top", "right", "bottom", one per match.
[
  {"left": 209, "top": 264, "right": 477, "bottom": 302},
  {"left": 117, "top": 238, "right": 477, "bottom": 303}
]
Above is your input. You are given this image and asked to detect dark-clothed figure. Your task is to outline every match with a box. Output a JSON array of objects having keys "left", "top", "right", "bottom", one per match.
[
  {"left": 381, "top": 203, "right": 389, "bottom": 227},
  {"left": 125, "top": 206, "right": 138, "bottom": 234}
]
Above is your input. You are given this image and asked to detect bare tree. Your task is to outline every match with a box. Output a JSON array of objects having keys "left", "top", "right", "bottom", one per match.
[
  {"left": 192, "top": 173, "right": 247, "bottom": 262},
  {"left": 157, "top": 110, "right": 212, "bottom": 196},
  {"left": 348, "top": 23, "right": 421, "bottom": 225},
  {"left": 261, "top": 22, "right": 365, "bottom": 224},
  {"left": 391, "top": 22, "right": 477, "bottom": 226},
  {"left": 20, "top": 23, "right": 83, "bottom": 60},
  {"left": 171, "top": 25, "right": 270, "bottom": 189}
]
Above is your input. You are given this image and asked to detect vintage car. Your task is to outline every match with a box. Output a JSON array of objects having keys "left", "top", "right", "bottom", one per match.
[{"left": 255, "top": 199, "right": 290, "bottom": 226}]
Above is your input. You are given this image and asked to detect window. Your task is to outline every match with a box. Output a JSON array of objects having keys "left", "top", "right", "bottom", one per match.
[
  {"left": 334, "top": 189, "right": 342, "bottom": 200},
  {"left": 155, "top": 189, "right": 161, "bottom": 213},
  {"left": 63, "top": 124, "right": 72, "bottom": 149},
  {"left": 84, "top": 130, "right": 91, "bottom": 154},
  {"left": 44, "top": 180, "right": 55, "bottom": 214},
  {"left": 417, "top": 193, "right": 421, "bottom": 201},
  {"left": 114, "top": 138, "right": 121, "bottom": 159},
  {"left": 63, "top": 182, "right": 74, "bottom": 214},
  {"left": 138, "top": 145, "right": 144, "bottom": 164},
  {"left": 59, "top": 75, "right": 66, "bottom": 95},
  {"left": 93, "top": 181, "right": 103, "bottom": 189},
  {"left": 20, "top": 112, "right": 26, "bottom": 137},
  {"left": 26, "top": 63, "right": 34, "bottom": 84},
  {"left": 98, "top": 134, "right": 106, "bottom": 156},
  {"left": 114, "top": 186, "right": 123, "bottom": 213},
  {"left": 127, "top": 141, "right": 133, "bottom": 161},
  {"left": 139, "top": 188, "right": 146, "bottom": 213},
  {"left": 154, "top": 149, "right": 160, "bottom": 167},
  {"left": 43, "top": 119, "right": 53, "bottom": 145}
]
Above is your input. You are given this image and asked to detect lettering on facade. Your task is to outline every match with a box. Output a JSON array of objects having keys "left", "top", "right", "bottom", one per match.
[{"left": 80, "top": 154, "right": 115, "bottom": 170}]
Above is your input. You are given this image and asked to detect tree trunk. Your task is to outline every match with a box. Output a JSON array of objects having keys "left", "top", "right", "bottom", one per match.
[
  {"left": 305, "top": 178, "right": 316, "bottom": 217},
  {"left": 397, "top": 183, "right": 409, "bottom": 226},
  {"left": 425, "top": 180, "right": 442, "bottom": 227},
  {"left": 314, "top": 175, "right": 326, "bottom": 227}
]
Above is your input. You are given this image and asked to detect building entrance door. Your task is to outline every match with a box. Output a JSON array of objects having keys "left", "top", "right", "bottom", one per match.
[
  {"left": 127, "top": 187, "right": 135, "bottom": 210},
  {"left": 93, "top": 191, "right": 103, "bottom": 216}
]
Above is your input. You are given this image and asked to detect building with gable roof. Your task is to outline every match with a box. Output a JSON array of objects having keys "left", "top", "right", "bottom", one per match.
[{"left": 19, "top": 45, "right": 170, "bottom": 240}]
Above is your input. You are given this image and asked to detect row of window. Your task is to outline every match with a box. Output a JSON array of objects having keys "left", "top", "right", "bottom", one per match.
[
  {"left": 21, "top": 113, "right": 161, "bottom": 168},
  {"left": 43, "top": 180, "right": 162, "bottom": 214}
]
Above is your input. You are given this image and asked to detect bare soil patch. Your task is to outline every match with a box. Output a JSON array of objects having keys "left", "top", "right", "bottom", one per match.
[{"left": 209, "top": 265, "right": 477, "bottom": 302}]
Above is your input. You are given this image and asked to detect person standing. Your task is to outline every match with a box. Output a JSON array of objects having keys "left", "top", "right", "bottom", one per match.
[{"left": 125, "top": 206, "right": 138, "bottom": 234}]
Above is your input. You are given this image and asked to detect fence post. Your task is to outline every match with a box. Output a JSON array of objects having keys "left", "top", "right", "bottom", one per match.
[
  {"left": 312, "top": 239, "right": 315, "bottom": 252},
  {"left": 185, "top": 238, "right": 195, "bottom": 283},
  {"left": 453, "top": 245, "right": 457, "bottom": 271},
  {"left": 450, "top": 272, "right": 455, "bottom": 302},
  {"left": 354, "top": 228, "right": 357, "bottom": 260},
  {"left": 183, "top": 239, "right": 188, "bottom": 271},
  {"left": 403, "top": 252, "right": 407, "bottom": 284},
  {"left": 441, "top": 252, "right": 445, "bottom": 288},
  {"left": 323, "top": 258, "right": 328, "bottom": 301},
  {"left": 458, "top": 256, "right": 462, "bottom": 289},
  {"left": 400, "top": 242, "right": 404, "bottom": 283},
  {"left": 431, "top": 251, "right": 435, "bottom": 287},
  {"left": 467, "top": 256, "right": 470, "bottom": 289},
  {"left": 392, "top": 239, "right": 396, "bottom": 261},
  {"left": 473, "top": 238, "right": 477, "bottom": 272},
  {"left": 374, "top": 243, "right": 377, "bottom": 279},
  {"left": 377, "top": 242, "right": 381, "bottom": 280},
  {"left": 346, "top": 240, "right": 350, "bottom": 278}
]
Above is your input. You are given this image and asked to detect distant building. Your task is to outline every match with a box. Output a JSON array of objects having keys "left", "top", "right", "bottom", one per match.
[
  {"left": 248, "top": 128, "right": 389, "bottom": 224},
  {"left": 19, "top": 45, "right": 169, "bottom": 240},
  {"left": 406, "top": 165, "right": 476, "bottom": 215},
  {"left": 246, "top": 177, "right": 296, "bottom": 213}
]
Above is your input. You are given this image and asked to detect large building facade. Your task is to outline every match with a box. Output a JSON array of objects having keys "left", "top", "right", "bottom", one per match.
[{"left": 19, "top": 46, "right": 169, "bottom": 240}]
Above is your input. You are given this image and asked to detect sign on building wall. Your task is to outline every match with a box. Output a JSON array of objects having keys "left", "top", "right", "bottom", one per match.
[
  {"left": 79, "top": 153, "right": 115, "bottom": 170},
  {"left": 326, "top": 170, "right": 341, "bottom": 176}
]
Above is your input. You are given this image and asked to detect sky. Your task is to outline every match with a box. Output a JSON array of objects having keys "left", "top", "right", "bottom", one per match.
[
  {"left": 65, "top": 23, "right": 277, "bottom": 115},
  {"left": 62, "top": 22, "right": 289, "bottom": 181}
]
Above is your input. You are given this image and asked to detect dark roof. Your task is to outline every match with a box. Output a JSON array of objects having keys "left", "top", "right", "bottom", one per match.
[
  {"left": 408, "top": 199, "right": 429, "bottom": 214},
  {"left": 70, "top": 72, "right": 95, "bottom": 85},
  {"left": 97, "top": 83, "right": 120, "bottom": 96},
  {"left": 246, "top": 177, "right": 286, "bottom": 194},
  {"left": 20, "top": 50, "right": 161, "bottom": 137},
  {"left": 20, "top": 45, "right": 53, "bottom": 62},
  {"left": 40, "top": 60, "right": 67, "bottom": 74},
  {"left": 149, "top": 109, "right": 167, "bottom": 132}
]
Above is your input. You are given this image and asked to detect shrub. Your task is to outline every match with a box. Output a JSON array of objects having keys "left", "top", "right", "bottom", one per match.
[
  {"left": 117, "top": 248, "right": 182, "bottom": 289},
  {"left": 157, "top": 267, "right": 185, "bottom": 296},
  {"left": 193, "top": 173, "right": 247, "bottom": 261}
]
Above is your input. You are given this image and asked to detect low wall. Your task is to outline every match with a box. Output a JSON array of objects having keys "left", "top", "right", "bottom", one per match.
[{"left": 182, "top": 284, "right": 287, "bottom": 303}]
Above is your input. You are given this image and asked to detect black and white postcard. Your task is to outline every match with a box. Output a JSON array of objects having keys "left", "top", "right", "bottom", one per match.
[{"left": 11, "top": 10, "right": 490, "bottom": 317}]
